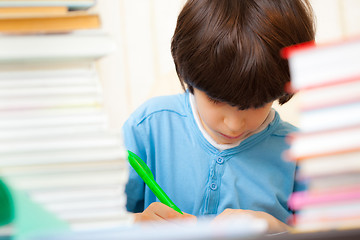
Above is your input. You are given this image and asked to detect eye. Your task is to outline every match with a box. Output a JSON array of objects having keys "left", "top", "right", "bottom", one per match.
[{"left": 207, "top": 96, "right": 221, "bottom": 104}]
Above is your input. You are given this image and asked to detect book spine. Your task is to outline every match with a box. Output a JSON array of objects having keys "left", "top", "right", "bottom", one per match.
[{"left": 288, "top": 188, "right": 360, "bottom": 210}]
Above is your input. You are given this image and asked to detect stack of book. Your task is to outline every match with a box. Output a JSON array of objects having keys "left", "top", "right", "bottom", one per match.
[
  {"left": 0, "top": 0, "right": 131, "bottom": 238},
  {"left": 283, "top": 38, "right": 360, "bottom": 232}
]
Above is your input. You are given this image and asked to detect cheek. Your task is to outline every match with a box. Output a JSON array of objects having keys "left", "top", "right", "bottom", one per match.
[
  {"left": 198, "top": 104, "right": 223, "bottom": 129},
  {"left": 246, "top": 110, "right": 271, "bottom": 130},
  {"left": 247, "top": 118, "right": 265, "bottom": 130},
  {"left": 202, "top": 109, "right": 222, "bottom": 127}
]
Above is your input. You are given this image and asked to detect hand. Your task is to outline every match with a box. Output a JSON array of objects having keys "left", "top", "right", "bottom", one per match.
[
  {"left": 134, "top": 202, "right": 196, "bottom": 223},
  {"left": 212, "top": 209, "right": 290, "bottom": 234}
]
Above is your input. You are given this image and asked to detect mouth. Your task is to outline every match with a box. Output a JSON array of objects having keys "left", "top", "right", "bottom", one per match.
[{"left": 219, "top": 132, "right": 244, "bottom": 140}]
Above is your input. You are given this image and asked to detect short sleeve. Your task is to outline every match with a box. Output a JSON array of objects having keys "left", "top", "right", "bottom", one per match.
[
  {"left": 293, "top": 165, "right": 307, "bottom": 193},
  {"left": 122, "top": 116, "right": 147, "bottom": 213}
]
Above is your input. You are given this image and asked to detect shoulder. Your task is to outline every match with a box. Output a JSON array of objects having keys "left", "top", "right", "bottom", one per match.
[
  {"left": 124, "top": 93, "right": 189, "bottom": 127},
  {"left": 270, "top": 111, "right": 298, "bottom": 137}
]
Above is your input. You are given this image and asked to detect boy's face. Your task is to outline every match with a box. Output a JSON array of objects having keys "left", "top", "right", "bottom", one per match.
[{"left": 193, "top": 89, "right": 273, "bottom": 145}]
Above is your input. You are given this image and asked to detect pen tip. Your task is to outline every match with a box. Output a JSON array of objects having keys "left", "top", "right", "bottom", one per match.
[{"left": 127, "top": 150, "right": 134, "bottom": 157}]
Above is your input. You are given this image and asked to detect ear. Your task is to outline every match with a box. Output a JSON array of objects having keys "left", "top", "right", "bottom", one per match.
[{"left": 284, "top": 82, "right": 295, "bottom": 94}]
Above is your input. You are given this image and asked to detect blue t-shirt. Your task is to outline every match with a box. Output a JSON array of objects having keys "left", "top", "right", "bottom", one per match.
[{"left": 122, "top": 92, "right": 301, "bottom": 223}]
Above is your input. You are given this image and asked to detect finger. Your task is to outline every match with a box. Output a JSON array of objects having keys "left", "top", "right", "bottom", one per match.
[
  {"left": 182, "top": 212, "right": 197, "bottom": 220},
  {"left": 148, "top": 202, "right": 184, "bottom": 220},
  {"left": 140, "top": 202, "right": 197, "bottom": 223},
  {"left": 134, "top": 212, "right": 167, "bottom": 223}
]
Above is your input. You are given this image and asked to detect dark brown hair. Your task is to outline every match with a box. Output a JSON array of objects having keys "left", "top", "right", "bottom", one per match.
[{"left": 171, "top": 0, "right": 315, "bottom": 109}]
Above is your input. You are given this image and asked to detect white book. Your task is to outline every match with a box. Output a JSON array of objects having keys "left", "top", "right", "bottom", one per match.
[
  {"left": 0, "top": 131, "right": 123, "bottom": 154},
  {"left": 0, "top": 124, "right": 107, "bottom": 140},
  {"left": 0, "top": 94, "right": 103, "bottom": 110},
  {"left": 58, "top": 207, "right": 128, "bottom": 221},
  {"left": 0, "top": 111, "right": 107, "bottom": 129},
  {"left": 299, "top": 79, "right": 360, "bottom": 110},
  {"left": 0, "top": 224, "right": 13, "bottom": 237},
  {"left": 0, "top": 62, "right": 104, "bottom": 110},
  {"left": 298, "top": 150, "right": 360, "bottom": 178},
  {"left": 294, "top": 219, "right": 360, "bottom": 233},
  {"left": 294, "top": 216, "right": 360, "bottom": 232},
  {"left": 0, "top": 0, "right": 96, "bottom": 10},
  {"left": 293, "top": 200, "right": 360, "bottom": 232},
  {"left": 297, "top": 200, "right": 360, "bottom": 218},
  {"left": 0, "top": 106, "right": 107, "bottom": 130},
  {"left": 0, "top": 62, "right": 98, "bottom": 88},
  {"left": 69, "top": 215, "right": 134, "bottom": 231},
  {"left": 0, "top": 146, "right": 126, "bottom": 166},
  {"left": 44, "top": 197, "right": 126, "bottom": 212},
  {"left": 299, "top": 102, "right": 360, "bottom": 132},
  {"left": 0, "top": 31, "right": 117, "bottom": 63},
  {"left": 0, "top": 85, "right": 101, "bottom": 98},
  {"left": 0, "top": 160, "right": 127, "bottom": 176},
  {"left": 306, "top": 173, "right": 360, "bottom": 192},
  {"left": 5, "top": 170, "right": 129, "bottom": 190},
  {"left": 288, "top": 126, "right": 360, "bottom": 160},
  {"left": 0, "top": 105, "right": 103, "bottom": 118},
  {"left": 284, "top": 38, "right": 360, "bottom": 90},
  {"left": 30, "top": 185, "right": 125, "bottom": 203},
  {"left": 0, "top": 75, "right": 97, "bottom": 88}
]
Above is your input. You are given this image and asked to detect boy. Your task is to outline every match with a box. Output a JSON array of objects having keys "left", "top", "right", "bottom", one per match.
[{"left": 123, "top": 0, "right": 315, "bottom": 233}]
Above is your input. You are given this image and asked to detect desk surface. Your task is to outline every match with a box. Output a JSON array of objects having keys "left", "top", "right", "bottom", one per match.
[
  {"left": 1, "top": 227, "right": 360, "bottom": 240},
  {"left": 258, "top": 228, "right": 360, "bottom": 240}
]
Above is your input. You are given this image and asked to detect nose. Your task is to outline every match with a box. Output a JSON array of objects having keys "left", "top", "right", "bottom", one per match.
[{"left": 223, "top": 112, "right": 245, "bottom": 133}]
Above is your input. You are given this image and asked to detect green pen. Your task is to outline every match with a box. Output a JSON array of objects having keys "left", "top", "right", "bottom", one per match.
[{"left": 127, "top": 150, "right": 183, "bottom": 214}]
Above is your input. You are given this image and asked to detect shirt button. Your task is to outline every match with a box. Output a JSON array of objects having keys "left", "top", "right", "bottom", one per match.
[
  {"left": 210, "top": 183, "right": 218, "bottom": 191},
  {"left": 216, "top": 157, "right": 224, "bottom": 164}
]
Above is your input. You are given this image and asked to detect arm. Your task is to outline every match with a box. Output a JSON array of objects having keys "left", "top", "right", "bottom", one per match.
[{"left": 123, "top": 114, "right": 196, "bottom": 223}]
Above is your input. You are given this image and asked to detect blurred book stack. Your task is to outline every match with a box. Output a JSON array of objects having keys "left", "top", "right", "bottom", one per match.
[
  {"left": 283, "top": 38, "right": 360, "bottom": 232},
  {"left": 0, "top": 0, "right": 100, "bottom": 34},
  {"left": 0, "top": 0, "right": 131, "bottom": 238}
]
